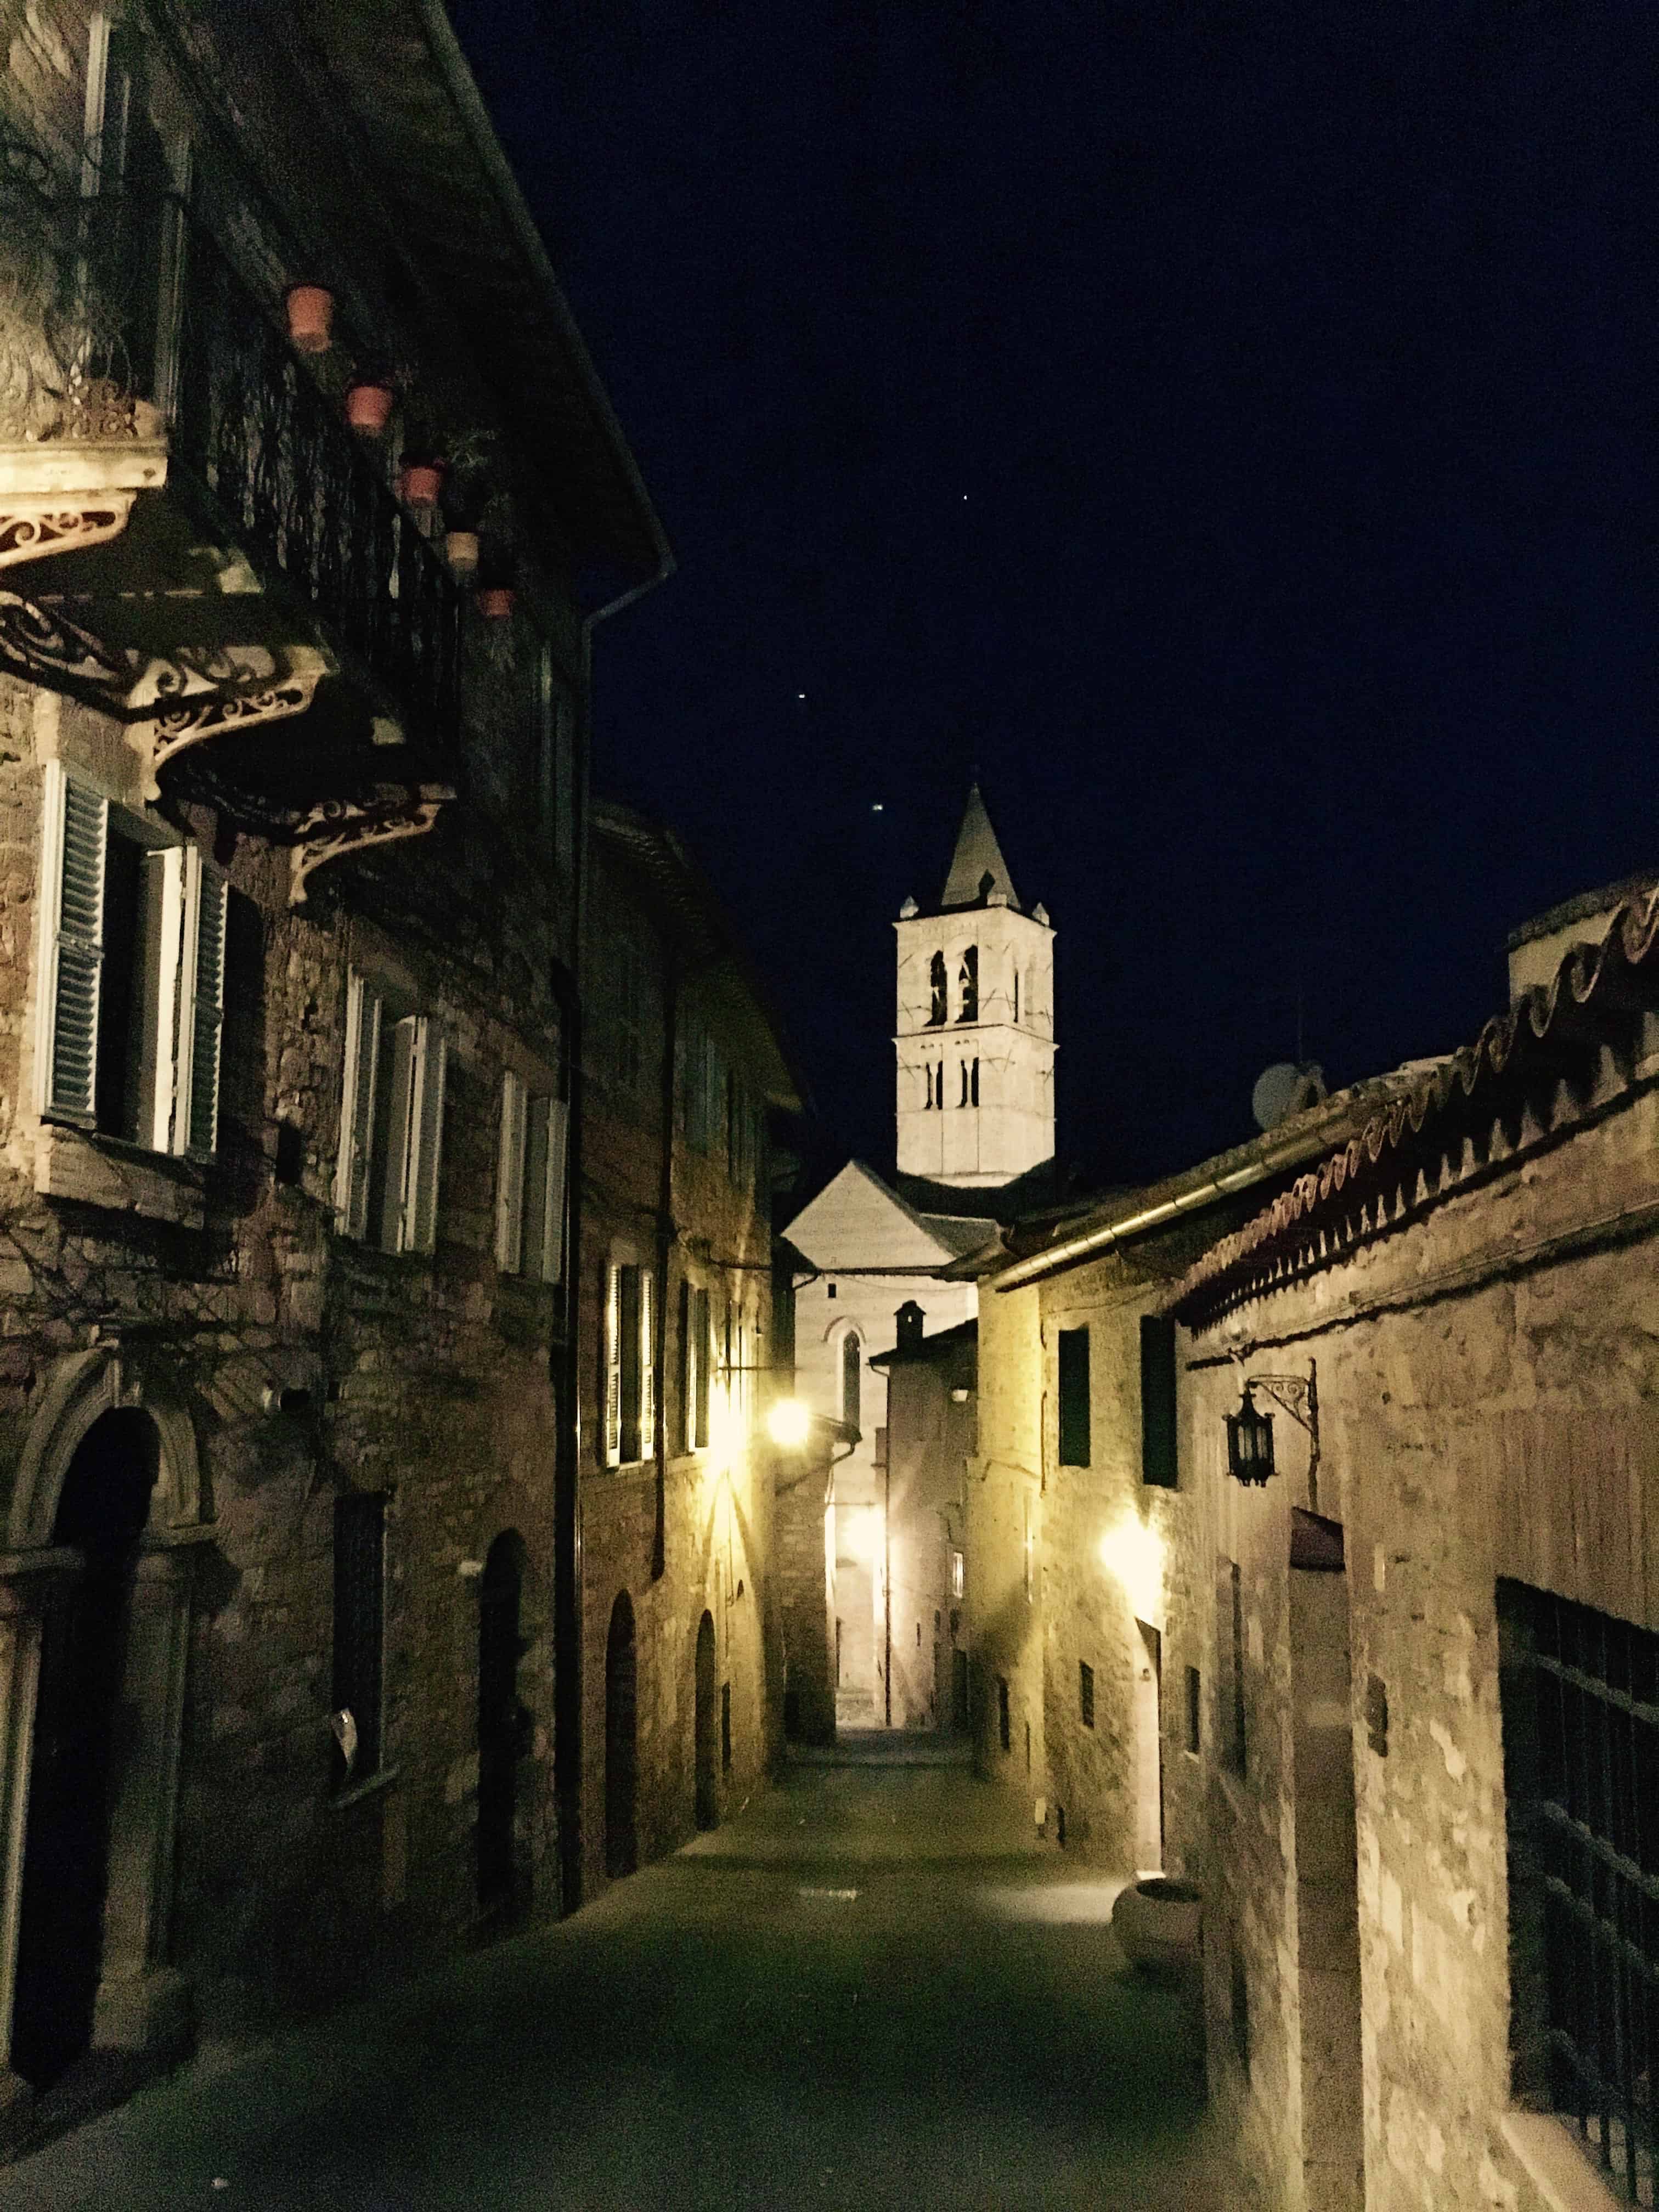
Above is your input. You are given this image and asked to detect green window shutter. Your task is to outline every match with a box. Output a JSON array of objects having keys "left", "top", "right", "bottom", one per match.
[
  {"left": 496, "top": 1070, "right": 526, "bottom": 1273},
  {"left": 1141, "top": 1314, "right": 1179, "bottom": 1488},
  {"left": 540, "top": 1098, "right": 568, "bottom": 1285},
  {"left": 1057, "top": 1327, "right": 1091, "bottom": 1466},
  {"left": 180, "top": 849, "right": 227, "bottom": 1158},
  {"left": 618, "top": 1263, "right": 642, "bottom": 1462},
  {"left": 336, "top": 972, "right": 382, "bottom": 1239},
  {"left": 405, "top": 1018, "right": 447, "bottom": 1255},
  {"left": 43, "top": 767, "right": 108, "bottom": 1124}
]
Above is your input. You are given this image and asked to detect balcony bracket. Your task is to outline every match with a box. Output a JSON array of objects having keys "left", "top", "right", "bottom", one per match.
[
  {"left": 127, "top": 645, "right": 330, "bottom": 799},
  {"left": 0, "top": 585, "right": 129, "bottom": 697},
  {"left": 0, "top": 438, "right": 168, "bottom": 571},
  {"left": 289, "top": 784, "right": 453, "bottom": 906}
]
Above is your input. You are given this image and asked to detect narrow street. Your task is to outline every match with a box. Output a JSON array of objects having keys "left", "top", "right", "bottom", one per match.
[{"left": 4, "top": 1741, "right": 1231, "bottom": 2211}]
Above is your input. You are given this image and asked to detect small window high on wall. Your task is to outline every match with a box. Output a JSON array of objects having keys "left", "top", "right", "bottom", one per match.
[
  {"left": 1057, "top": 1328, "right": 1091, "bottom": 1466},
  {"left": 842, "top": 1332, "right": 862, "bottom": 1432},
  {"left": 1140, "top": 1315, "right": 1178, "bottom": 1487}
]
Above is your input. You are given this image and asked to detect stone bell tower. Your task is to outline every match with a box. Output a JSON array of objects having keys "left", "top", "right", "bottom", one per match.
[{"left": 893, "top": 785, "right": 1055, "bottom": 1187}]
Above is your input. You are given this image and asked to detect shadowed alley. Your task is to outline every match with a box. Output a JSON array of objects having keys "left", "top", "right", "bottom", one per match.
[{"left": 1, "top": 1739, "right": 1230, "bottom": 2211}]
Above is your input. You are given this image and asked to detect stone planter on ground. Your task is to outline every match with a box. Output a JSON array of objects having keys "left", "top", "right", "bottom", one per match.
[{"left": 1111, "top": 1876, "right": 1203, "bottom": 1983}]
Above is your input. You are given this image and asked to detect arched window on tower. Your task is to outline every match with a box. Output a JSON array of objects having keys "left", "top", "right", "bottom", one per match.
[
  {"left": 958, "top": 945, "right": 978, "bottom": 1023},
  {"left": 928, "top": 952, "right": 947, "bottom": 1026},
  {"left": 958, "top": 1060, "right": 968, "bottom": 1108},
  {"left": 842, "top": 1332, "right": 862, "bottom": 1431},
  {"left": 1013, "top": 968, "right": 1021, "bottom": 1025},
  {"left": 970, "top": 1058, "right": 980, "bottom": 1105}
]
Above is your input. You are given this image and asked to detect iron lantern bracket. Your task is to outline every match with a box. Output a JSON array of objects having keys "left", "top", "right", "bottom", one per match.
[{"left": 1237, "top": 1361, "right": 1321, "bottom": 1506}]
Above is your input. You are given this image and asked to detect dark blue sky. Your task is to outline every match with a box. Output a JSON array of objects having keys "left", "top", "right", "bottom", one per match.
[{"left": 453, "top": 1, "right": 1658, "bottom": 1184}]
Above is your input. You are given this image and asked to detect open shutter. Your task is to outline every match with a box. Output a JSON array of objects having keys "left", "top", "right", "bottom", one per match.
[
  {"left": 495, "top": 1070, "right": 526, "bottom": 1273},
  {"left": 540, "top": 1098, "right": 568, "bottom": 1284},
  {"left": 618, "top": 1264, "right": 642, "bottom": 1461},
  {"left": 179, "top": 848, "right": 227, "bottom": 1157},
  {"left": 603, "top": 1263, "right": 622, "bottom": 1464},
  {"left": 335, "top": 971, "right": 382, "bottom": 1238},
  {"left": 405, "top": 1017, "right": 447, "bottom": 1255},
  {"left": 40, "top": 765, "right": 108, "bottom": 1125},
  {"left": 639, "top": 1268, "right": 655, "bottom": 1462}
]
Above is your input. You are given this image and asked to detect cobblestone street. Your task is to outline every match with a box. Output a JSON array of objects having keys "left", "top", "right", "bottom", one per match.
[{"left": 3, "top": 1740, "right": 1232, "bottom": 2211}]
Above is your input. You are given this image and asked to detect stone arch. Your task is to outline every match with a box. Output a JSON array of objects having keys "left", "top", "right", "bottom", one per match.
[{"left": 9, "top": 1347, "right": 207, "bottom": 1551}]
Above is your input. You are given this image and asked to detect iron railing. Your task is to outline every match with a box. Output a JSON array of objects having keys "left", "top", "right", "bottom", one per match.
[
  {"left": 12, "top": 176, "right": 461, "bottom": 761},
  {"left": 1503, "top": 1582, "right": 1658, "bottom": 2207}
]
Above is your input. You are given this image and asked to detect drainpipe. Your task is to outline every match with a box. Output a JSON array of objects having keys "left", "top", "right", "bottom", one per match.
[{"left": 548, "top": 952, "right": 584, "bottom": 1917}]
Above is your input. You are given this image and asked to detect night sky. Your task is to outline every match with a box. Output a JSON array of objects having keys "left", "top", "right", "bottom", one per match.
[{"left": 452, "top": 2, "right": 1659, "bottom": 1188}]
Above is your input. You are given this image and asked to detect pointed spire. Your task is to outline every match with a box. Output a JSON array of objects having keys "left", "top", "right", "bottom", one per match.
[{"left": 940, "top": 782, "right": 1019, "bottom": 910}]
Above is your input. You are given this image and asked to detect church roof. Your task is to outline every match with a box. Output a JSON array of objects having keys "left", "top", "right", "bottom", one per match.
[{"left": 940, "top": 784, "right": 1019, "bottom": 910}]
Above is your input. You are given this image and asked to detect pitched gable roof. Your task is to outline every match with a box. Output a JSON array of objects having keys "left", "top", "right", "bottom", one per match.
[{"left": 783, "top": 1160, "right": 986, "bottom": 1272}]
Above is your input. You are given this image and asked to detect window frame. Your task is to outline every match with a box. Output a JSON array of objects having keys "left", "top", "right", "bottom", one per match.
[
  {"left": 1057, "top": 1326, "right": 1091, "bottom": 1468},
  {"left": 335, "top": 966, "right": 448, "bottom": 1256},
  {"left": 36, "top": 761, "right": 228, "bottom": 1160},
  {"left": 496, "top": 1067, "right": 568, "bottom": 1283},
  {"left": 1140, "top": 1313, "right": 1180, "bottom": 1488}
]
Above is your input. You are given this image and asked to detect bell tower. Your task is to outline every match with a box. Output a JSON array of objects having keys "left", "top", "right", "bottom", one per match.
[{"left": 893, "top": 785, "right": 1055, "bottom": 1187}]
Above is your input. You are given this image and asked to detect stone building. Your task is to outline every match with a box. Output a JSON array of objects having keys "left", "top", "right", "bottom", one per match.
[
  {"left": 1165, "top": 876, "right": 1659, "bottom": 2212},
  {"left": 0, "top": 0, "right": 667, "bottom": 2142},
  {"left": 968, "top": 868, "right": 1659, "bottom": 2212},
  {"left": 575, "top": 802, "right": 801, "bottom": 1892},
  {"left": 781, "top": 783, "right": 1052, "bottom": 1728},
  {"left": 958, "top": 1080, "right": 1410, "bottom": 1838}
]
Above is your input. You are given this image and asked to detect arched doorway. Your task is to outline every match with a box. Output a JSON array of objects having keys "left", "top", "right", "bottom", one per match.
[
  {"left": 477, "top": 1532, "right": 528, "bottom": 1911},
  {"left": 11, "top": 1410, "right": 158, "bottom": 2090},
  {"left": 694, "top": 1610, "right": 718, "bottom": 1830},
  {"left": 604, "top": 1592, "right": 637, "bottom": 1878}
]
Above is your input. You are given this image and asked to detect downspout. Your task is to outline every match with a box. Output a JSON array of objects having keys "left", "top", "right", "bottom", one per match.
[{"left": 546, "top": 572, "right": 669, "bottom": 1915}]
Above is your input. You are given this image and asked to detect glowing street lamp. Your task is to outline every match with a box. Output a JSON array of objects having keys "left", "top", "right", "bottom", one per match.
[{"left": 767, "top": 1397, "right": 812, "bottom": 1448}]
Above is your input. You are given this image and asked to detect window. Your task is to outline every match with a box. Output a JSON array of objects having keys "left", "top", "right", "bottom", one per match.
[
  {"left": 958, "top": 945, "right": 978, "bottom": 1023},
  {"left": 605, "top": 1262, "right": 655, "bottom": 1465},
  {"left": 1499, "top": 1583, "right": 1659, "bottom": 2203},
  {"left": 1186, "top": 1665, "right": 1201, "bottom": 1755},
  {"left": 841, "top": 1331, "right": 862, "bottom": 1431},
  {"left": 1057, "top": 1327, "right": 1091, "bottom": 1466},
  {"left": 495, "top": 1071, "right": 567, "bottom": 1282},
  {"left": 332, "top": 1492, "right": 386, "bottom": 1788},
  {"left": 997, "top": 1675, "right": 1011, "bottom": 1753},
  {"left": 950, "top": 1548, "right": 964, "bottom": 1600},
  {"left": 928, "top": 951, "right": 947, "bottom": 1026},
  {"left": 335, "top": 971, "right": 448, "bottom": 1255},
  {"left": 36, "top": 763, "right": 226, "bottom": 1156},
  {"left": 970, "top": 1058, "right": 979, "bottom": 1106},
  {"left": 1079, "top": 1661, "right": 1095, "bottom": 1730},
  {"left": 1013, "top": 968, "right": 1021, "bottom": 1025},
  {"left": 1140, "top": 1314, "right": 1178, "bottom": 1487}
]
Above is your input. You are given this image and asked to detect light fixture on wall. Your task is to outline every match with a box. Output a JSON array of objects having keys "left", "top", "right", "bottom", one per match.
[{"left": 1225, "top": 1362, "right": 1319, "bottom": 1500}]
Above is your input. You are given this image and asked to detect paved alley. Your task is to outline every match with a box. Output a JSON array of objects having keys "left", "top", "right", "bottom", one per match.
[{"left": 3, "top": 1741, "right": 1234, "bottom": 2212}]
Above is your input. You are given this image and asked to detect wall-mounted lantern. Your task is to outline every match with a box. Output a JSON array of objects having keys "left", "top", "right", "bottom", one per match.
[{"left": 1225, "top": 1361, "right": 1320, "bottom": 1505}]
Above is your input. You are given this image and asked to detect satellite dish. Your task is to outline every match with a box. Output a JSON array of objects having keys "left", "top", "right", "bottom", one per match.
[{"left": 1252, "top": 1061, "right": 1327, "bottom": 1132}]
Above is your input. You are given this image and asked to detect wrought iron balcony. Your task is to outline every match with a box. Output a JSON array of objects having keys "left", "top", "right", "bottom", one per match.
[{"left": 0, "top": 160, "right": 460, "bottom": 895}]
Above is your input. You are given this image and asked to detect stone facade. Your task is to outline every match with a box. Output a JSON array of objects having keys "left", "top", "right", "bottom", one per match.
[
  {"left": 0, "top": 0, "right": 672, "bottom": 2146},
  {"left": 970, "top": 872, "right": 1659, "bottom": 2212},
  {"left": 573, "top": 809, "right": 799, "bottom": 1895}
]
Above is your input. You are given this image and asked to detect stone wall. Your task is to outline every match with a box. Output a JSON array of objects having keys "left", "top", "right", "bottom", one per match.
[
  {"left": 966, "top": 1276, "right": 1043, "bottom": 1804},
  {"left": 1180, "top": 1080, "right": 1659, "bottom": 2212}
]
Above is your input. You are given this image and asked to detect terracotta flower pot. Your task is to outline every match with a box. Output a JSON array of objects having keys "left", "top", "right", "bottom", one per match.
[
  {"left": 477, "top": 585, "right": 515, "bottom": 620},
  {"left": 445, "top": 529, "right": 480, "bottom": 580},
  {"left": 346, "top": 380, "right": 394, "bottom": 436},
  {"left": 1111, "top": 1877, "right": 1202, "bottom": 1984},
  {"left": 285, "top": 284, "right": 334, "bottom": 354},
  {"left": 399, "top": 459, "right": 445, "bottom": 509}
]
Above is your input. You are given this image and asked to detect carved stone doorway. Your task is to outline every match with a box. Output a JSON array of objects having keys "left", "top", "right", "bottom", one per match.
[{"left": 10, "top": 1411, "right": 155, "bottom": 2091}]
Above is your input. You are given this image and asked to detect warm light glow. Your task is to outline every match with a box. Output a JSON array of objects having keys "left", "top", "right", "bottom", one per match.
[
  {"left": 1098, "top": 1516, "right": 1165, "bottom": 1616},
  {"left": 767, "top": 1397, "right": 811, "bottom": 1448},
  {"left": 839, "top": 1506, "right": 883, "bottom": 1567},
  {"left": 706, "top": 1380, "right": 742, "bottom": 1476}
]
